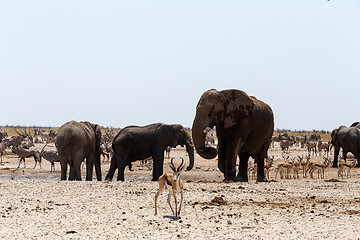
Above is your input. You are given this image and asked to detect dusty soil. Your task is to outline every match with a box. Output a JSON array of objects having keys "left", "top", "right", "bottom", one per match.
[{"left": 1, "top": 143, "right": 360, "bottom": 239}]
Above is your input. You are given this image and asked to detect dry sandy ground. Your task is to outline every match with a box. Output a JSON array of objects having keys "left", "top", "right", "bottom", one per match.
[{"left": 1, "top": 143, "right": 360, "bottom": 239}]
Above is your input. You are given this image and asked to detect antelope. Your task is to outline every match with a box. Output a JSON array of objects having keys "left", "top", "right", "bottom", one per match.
[
  {"left": 12, "top": 147, "right": 41, "bottom": 169},
  {"left": 308, "top": 157, "right": 331, "bottom": 179},
  {"left": 280, "top": 140, "right": 291, "bottom": 153},
  {"left": 136, "top": 156, "right": 153, "bottom": 170},
  {"left": 39, "top": 143, "right": 60, "bottom": 172},
  {"left": 317, "top": 140, "right": 330, "bottom": 157},
  {"left": 338, "top": 158, "right": 358, "bottom": 179},
  {"left": 307, "top": 141, "right": 317, "bottom": 156},
  {"left": 155, "top": 157, "right": 184, "bottom": 217},
  {"left": 7, "top": 135, "right": 24, "bottom": 148},
  {"left": 251, "top": 163, "right": 257, "bottom": 180},
  {"left": 247, "top": 161, "right": 253, "bottom": 179},
  {"left": 165, "top": 146, "right": 171, "bottom": 159},
  {"left": 292, "top": 156, "right": 301, "bottom": 179},
  {"left": 298, "top": 155, "right": 311, "bottom": 178},
  {"left": 264, "top": 156, "right": 274, "bottom": 179},
  {"left": 100, "top": 143, "right": 111, "bottom": 163},
  {"left": 275, "top": 154, "right": 293, "bottom": 179},
  {"left": 0, "top": 141, "right": 9, "bottom": 164},
  {"left": 19, "top": 139, "right": 35, "bottom": 149},
  {"left": 0, "top": 129, "right": 7, "bottom": 140}
]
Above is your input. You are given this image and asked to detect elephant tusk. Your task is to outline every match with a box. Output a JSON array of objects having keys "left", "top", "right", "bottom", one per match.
[{"left": 203, "top": 127, "right": 211, "bottom": 134}]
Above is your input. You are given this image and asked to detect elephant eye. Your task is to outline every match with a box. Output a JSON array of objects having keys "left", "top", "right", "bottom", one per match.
[{"left": 208, "top": 106, "right": 215, "bottom": 117}]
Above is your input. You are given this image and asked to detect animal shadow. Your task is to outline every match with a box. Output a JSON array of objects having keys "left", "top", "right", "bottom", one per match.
[{"left": 163, "top": 215, "right": 181, "bottom": 221}]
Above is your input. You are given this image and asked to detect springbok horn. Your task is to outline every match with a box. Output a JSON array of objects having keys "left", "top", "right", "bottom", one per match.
[
  {"left": 177, "top": 158, "right": 184, "bottom": 172},
  {"left": 170, "top": 157, "right": 176, "bottom": 171}
]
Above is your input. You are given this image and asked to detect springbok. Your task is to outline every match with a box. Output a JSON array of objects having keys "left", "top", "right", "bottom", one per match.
[
  {"left": 308, "top": 157, "right": 331, "bottom": 179},
  {"left": 292, "top": 156, "right": 301, "bottom": 179},
  {"left": 298, "top": 155, "right": 311, "bottom": 178},
  {"left": 155, "top": 157, "right": 184, "bottom": 217},
  {"left": 275, "top": 154, "right": 293, "bottom": 179},
  {"left": 338, "top": 158, "right": 358, "bottom": 179},
  {"left": 264, "top": 156, "right": 274, "bottom": 179}
]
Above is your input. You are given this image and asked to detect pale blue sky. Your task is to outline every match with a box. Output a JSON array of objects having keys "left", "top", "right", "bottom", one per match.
[{"left": 1, "top": 1, "right": 359, "bottom": 131}]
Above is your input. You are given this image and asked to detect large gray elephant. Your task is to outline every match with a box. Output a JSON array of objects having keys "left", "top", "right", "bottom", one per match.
[
  {"left": 56, "top": 120, "right": 102, "bottom": 181},
  {"left": 331, "top": 125, "right": 360, "bottom": 167},
  {"left": 192, "top": 89, "right": 274, "bottom": 182},
  {"left": 104, "top": 123, "right": 194, "bottom": 181}
]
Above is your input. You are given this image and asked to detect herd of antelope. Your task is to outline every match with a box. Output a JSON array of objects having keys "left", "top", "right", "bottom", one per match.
[
  {"left": 248, "top": 153, "right": 357, "bottom": 181},
  {"left": 274, "top": 132, "right": 332, "bottom": 157},
  {"left": 246, "top": 132, "right": 358, "bottom": 181}
]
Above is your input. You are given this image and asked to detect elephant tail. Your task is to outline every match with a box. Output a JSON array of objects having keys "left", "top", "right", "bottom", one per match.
[{"left": 57, "top": 134, "right": 72, "bottom": 153}]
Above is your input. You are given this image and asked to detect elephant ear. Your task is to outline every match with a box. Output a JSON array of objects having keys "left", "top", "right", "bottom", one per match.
[
  {"left": 94, "top": 124, "right": 101, "bottom": 153},
  {"left": 331, "top": 128, "right": 338, "bottom": 144},
  {"left": 92, "top": 123, "right": 102, "bottom": 154},
  {"left": 222, "top": 89, "right": 254, "bottom": 129}
]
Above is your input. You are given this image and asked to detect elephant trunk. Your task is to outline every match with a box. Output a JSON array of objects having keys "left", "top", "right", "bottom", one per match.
[
  {"left": 192, "top": 116, "right": 218, "bottom": 159},
  {"left": 185, "top": 141, "right": 195, "bottom": 171}
]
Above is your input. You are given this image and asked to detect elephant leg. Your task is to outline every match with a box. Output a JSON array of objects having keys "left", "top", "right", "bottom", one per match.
[
  {"left": 116, "top": 154, "right": 128, "bottom": 181},
  {"left": 74, "top": 161, "right": 82, "bottom": 181},
  {"left": 224, "top": 139, "right": 243, "bottom": 181},
  {"left": 105, "top": 154, "right": 118, "bottom": 181},
  {"left": 152, "top": 152, "right": 165, "bottom": 181},
  {"left": 152, "top": 164, "right": 157, "bottom": 181},
  {"left": 85, "top": 152, "right": 101, "bottom": 181},
  {"left": 236, "top": 153, "right": 251, "bottom": 182},
  {"left": 333, "top": 146, "right": 340, "bottom": 167},
  {"left": 217, "top": 138, "right": 226, "bottom": 174},
  {"left": 255, "top": 141, "right": 270, "bottom": 182},
  {"left": 128, "top": 162, "right": 133, "bottom": 171},
  {"left": 94, "top": 153, "right": 102, "bottom": 181},
  {"left": 60, "top": 160, "right": 67, "bottom": 180},
  {"left": 69, "top": 166, "right": 75, "bottom": 180},
  {"left": 343, "top": 151, "right": 348, "bottom": 162},
  {"left": 255, "top": 153, "right": 267, "bottom": 182},
  {"left": 117, "top": 162, "right": 126, "bottom": 181},
  {"left": 69, "top": 151, "right": 83, "bottom": 180},
  {"left": 86, "top": 157, "right": 94, "bottom": 181}
]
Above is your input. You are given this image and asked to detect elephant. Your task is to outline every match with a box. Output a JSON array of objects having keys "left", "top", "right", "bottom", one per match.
[
  {"left": 192, "top": 89, "right": 274, "bottom": 182},
  {"left": 104, "top": 123, "right": 194, "bottom": 181},
  {"left": 331, "top": 125, "right": 360, "bottom": 167},
  {"left": 56, "top": 120, "right": 102, "bottom": 181}
]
